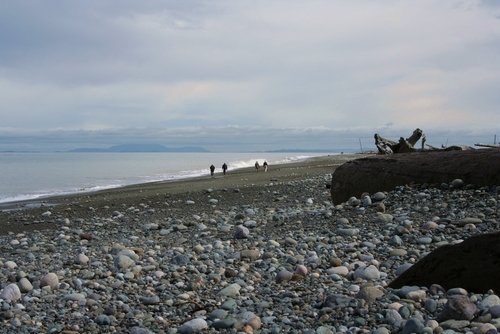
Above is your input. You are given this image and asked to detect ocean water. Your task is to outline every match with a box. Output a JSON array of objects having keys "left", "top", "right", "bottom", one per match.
[{"left": 0, "top": 152, "right": 333, "bottom": 203}]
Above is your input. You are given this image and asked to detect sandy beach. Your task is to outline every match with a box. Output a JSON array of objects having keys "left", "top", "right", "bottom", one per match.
[{"left": 0, "top": 152, "right": 499, "bottom": 333}]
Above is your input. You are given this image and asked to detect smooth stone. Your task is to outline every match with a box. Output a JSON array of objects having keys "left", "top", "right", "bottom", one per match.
[
  {"left": 362, "top": 195, "right": 372, "bottom": 206},
  {"left": 76, "top": 253, "right": 90, "bottom": 265},
  {"left": 451, "top": 179, "right": 464, "bottom": 188},
  {"left": 0, "top": 283, "right": 22, "bottom": 302},
  {"left": 458, "top": 217, "right": 482, "bottom": 226},
  {"left": 95, "top": 314, "right": 112, "bottom": 326},
  {"left": 389, "top": 236, "right": 403, "bottom": 246},
  {"left": 438, "top": 295, "right": 478, "bottom": 321},
  {"left": 221, "top": 299, "right": 238, "bottom": 311},
  {"left": 390, "top": 249, "right": 407, "bottom": 257},
  {"left": 480, "top": 295, "right": 500, "bottom": 309},
  {"left": 372, "top": 328, "right": 390, "bottom": 334},
  {"left": 294, "top": 264, "right": 308, "bottom": 277},
  {"left": 178, "top": 318, "right": 208, "bottom": 333},
  {"left": 172, "top": 254, "right": 190, "bottom": 266},
  {"left": 407, "top": 289, "right": 427, "bottom": 302},
  {"left": 4, "top": 261, "right": 17, "bottom": 269},
  {"left": 130, "top": 327, "right": 155, "bottom": 334},
  {"left": 417, "top": 237, "right": 433, "bottom": 244},
  {"left": 354, "top": 265, "right": 380, "bottom": 280},
  {"left": 337, "top": 217, "right": 350, "bottom": 225},
  {"left": 336, "top": 228, "right": 359, "bottom": 236},
  {"left": 115, "top": 255, "right": 135, "bottom": 270},
  {"left": 240, "top": 249, "right": 260, "bottom": 261},
  {"left": 238, "top": 311, "right": 262, "bottom": 330},
  {"left": 140, "top": 295, "right": 160, "bottom": 305},
  {"left": 327, "top": 266, "right": 349, "bottom": 276},
  {"left": 234, "top": 225, "right": 250, "bottom": 239},
  {"left": 40, "top": 273, "right": 59, "bottom": 289},
  {"left": 18, "top": 277, "right": 33, "bottom": 293},
  {"left": 64, "top": 293, "right": 86, "bottom": 302},
  {"left": 376, "top": 213, "right": 394, "bottom": 224},
  {"left": 208, "top": 309, "right": 228, "bottom": 320},
  {"left": 385, "top": 309, "right": 404, "bottom": 327},
  {"left": 489, "top": 305, "right": 500, "bottom": 318},
  {"left": 402, "top": 318, "right": 424, "bottom": 334},
  {"left": 425, "top": 299, "right": 438, "bottom": 313},
  {"left": 440, "top": 319, "right": 470, "bottom": 330},
  {"left": 372, "top": 192, "right": 386, "bottom": 201},
  {"left": 276, "top": 269, "right": 293, "bottom": 283},
  {"left": 212, "top": 318, "right": 236, "bottom": 329},
  {"left": 243, "top": 220, "right": 257, "bottom": 228},
  {"left": 356, "top": 285, "right": 384, "bottom": 303},
  {"left": 218, "top": 283, "right": 241, "bottom": 297}
]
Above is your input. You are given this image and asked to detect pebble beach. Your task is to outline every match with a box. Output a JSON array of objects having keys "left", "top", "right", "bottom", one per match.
[{"left": 0, "top": 154, "right": 499, "bottom": 334}]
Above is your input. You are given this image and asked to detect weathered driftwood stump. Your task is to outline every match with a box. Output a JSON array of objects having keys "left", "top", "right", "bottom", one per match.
[
  {"left": 374, "top": 128, "right": 425, "bottom": 154},
  {"left": 330, "top": 148, "right": 500, "bottom": 204}
]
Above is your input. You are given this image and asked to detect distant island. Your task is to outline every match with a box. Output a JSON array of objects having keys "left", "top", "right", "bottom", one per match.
[
  {"left": 265, "top": 148, "right": 356, "bottom": 153},
  {"left": 69, "top": 144, "right": 209, "bottom": 153}
]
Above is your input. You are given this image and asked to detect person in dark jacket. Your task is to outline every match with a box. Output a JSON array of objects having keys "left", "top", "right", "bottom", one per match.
[
  {"left": 222, "top": 163, "right": 228, "bottom": 175},
  {"left": 210, "top": 164, "right": 215, "bottom": 177}
]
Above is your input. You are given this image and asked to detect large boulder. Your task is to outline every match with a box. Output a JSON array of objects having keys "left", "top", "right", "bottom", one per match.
[
  {"left": 389, "top": 232, "right": 500, "bottom": 293},
  {"left": 331, "top": 148, "right": 500, "bottom": 204}
]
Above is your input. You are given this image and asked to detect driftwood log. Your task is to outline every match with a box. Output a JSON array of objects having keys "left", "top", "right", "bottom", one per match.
[
  {"left": 330, "top": 148, "right": 500, "bottom": 204},
  {"left": 389, "top": 231, "right": 500, "bottom": 293}
]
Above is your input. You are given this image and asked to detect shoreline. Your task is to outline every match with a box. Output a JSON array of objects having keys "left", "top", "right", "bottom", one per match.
[
  {"left": 0, "top": 153, "right": 368, "bottom": 235},
  {"left": 0, "top": 153, "right": 351, "bottom": 209}
]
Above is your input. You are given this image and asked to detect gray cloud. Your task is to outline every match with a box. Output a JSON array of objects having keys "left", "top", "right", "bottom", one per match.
[{"left": 0, "top": 1, "right": 499, "bottom": 150}]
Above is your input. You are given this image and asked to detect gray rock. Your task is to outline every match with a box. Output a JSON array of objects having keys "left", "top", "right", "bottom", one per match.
[
  {"left": 40, "top": 272, "right": 59, "bottom": 289},
  {"left": 438, "top": 295, "right": 478, "bottom": 321},
  {"left": 218, "top": 283, "right": 241, "bottom": 297},
  {"left": 402, "top": 318, "right": 424, "bottom": 334},
  {"left": 372, "top": 192, "right": 386, "bottom": 201},
  {"left": 0, "top": 283, "right": 21, "bottom": 302},
  {"left": 178, "top": 318, "right": 208, "bottom": 333},
  {"left": 276, "top": 269, "right": 293, "bottom": 283},
  {"left": 354, "top": 265, "right": 380, "bottom": 280},
  {"left": 336, "top": 228, "right": 359, "bottom": 236},
  {"left": 480, "top": 295, "right": 500, "bottom": 310},
  {"left": 115, "top": 254, "right": 135, "bottom": 270},
  {"left": 95, "top": 314, "right": 112, "bottom": 326},
  {"left": 18, "top": 277, "right": 33, "bottom": 293},
  {"left": 385, "top": 309, "right": 403, "bottom": 327},
  {"left": 234, "top": 225, "right": 250, "bottom": 239},
  {"left": 440, "top": 319, "right": 470, "bottom": 330}
]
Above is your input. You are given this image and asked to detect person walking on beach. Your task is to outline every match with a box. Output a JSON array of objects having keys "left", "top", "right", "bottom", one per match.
[
  {"left": 222, "top": 163, "right": 228, "bottom": 175},
  {"left": 210, "top": 164, "right": 215, "bottom": 177},
  {"left": 255, "top": 161, "right": 260, "bottom": 171},
  {"left": 263, "top": 161, "right": 268, "bottom": 172}
]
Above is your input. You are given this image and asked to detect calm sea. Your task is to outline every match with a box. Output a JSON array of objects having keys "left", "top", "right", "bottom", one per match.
[{"left": 0, "top": 152, "right": 334, "bottom": 203}]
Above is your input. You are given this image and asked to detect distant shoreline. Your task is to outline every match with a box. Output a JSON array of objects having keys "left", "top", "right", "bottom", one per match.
[{"left": 0, "top": 153, "right": 370, "bottom": 235}]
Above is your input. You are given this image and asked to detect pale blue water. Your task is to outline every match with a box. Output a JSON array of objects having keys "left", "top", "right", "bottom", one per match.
[{"left": 0, "top": 152, "right": 334, "bottom": 203}]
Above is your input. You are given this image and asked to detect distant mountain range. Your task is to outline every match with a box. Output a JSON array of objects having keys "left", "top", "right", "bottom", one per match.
[{"left": 69, "top": 144, "right": 209, "bottom": 153}]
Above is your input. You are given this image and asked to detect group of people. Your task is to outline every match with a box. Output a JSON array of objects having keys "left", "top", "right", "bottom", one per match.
[
  {"left": 254, "top": 161, "right": 268, "bottom": 172},
  {"left": 210, "top": 163, "right": 228, "bottom": 177},
  {"left": 210, "top": 160, "right": 269, "bottom": 177}
]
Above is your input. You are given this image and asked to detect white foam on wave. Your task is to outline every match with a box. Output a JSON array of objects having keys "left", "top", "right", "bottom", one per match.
[{"left": 0, "top": 153, "right": 335, "bottom": 204}]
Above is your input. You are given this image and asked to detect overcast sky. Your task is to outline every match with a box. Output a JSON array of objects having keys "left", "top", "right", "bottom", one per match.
[{"left": 1, "top": 0, "right": 499, "bottom": 152}]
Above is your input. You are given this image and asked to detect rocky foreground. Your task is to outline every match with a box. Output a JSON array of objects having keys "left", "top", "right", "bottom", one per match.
[{"left": 0, "top": 167, "right": 499, "bottom": 333}]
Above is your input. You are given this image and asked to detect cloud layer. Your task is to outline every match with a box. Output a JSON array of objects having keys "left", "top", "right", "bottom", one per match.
[{"left": 1, "top": 1, "right": 499, "bottom": 151}]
